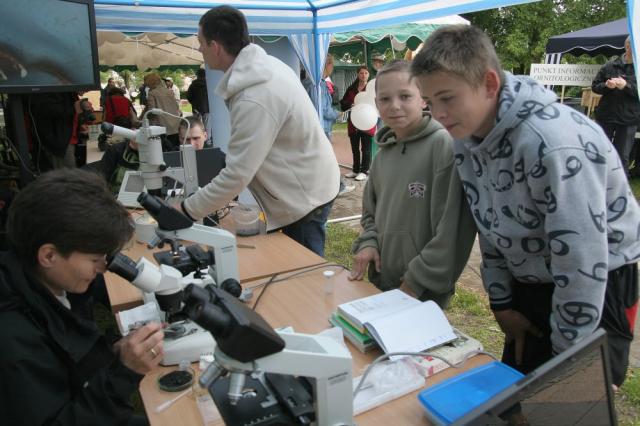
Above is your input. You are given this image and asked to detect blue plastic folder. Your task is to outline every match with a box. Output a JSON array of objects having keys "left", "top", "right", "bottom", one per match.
[{"left": 417, "top": 361, "right": 524, "bottom": 425}]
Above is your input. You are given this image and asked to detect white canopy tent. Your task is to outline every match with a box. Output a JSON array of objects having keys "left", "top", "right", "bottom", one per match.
[
  {"left": 94, "top": 0, "right": 640, "bottom": 120},
  {"left": 95, "top": 0, "right": 543, "bottom": 99},
  {"left": 97, "top": 32, "right": 203, "bottom": 70}
]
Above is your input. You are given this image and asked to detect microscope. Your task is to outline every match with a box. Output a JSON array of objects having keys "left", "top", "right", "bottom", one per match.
[
  {"left": 108, "top": 189, "right": 242, "bottom": 365},
  {"left": 111, "top": 196, "right": 354, "bottom": 424},
  {"left": 101, "top": 111, "right": 199, "bottom": 205},
  {"left": 183, "top": 282, "right": 355, "bottom": 426}
]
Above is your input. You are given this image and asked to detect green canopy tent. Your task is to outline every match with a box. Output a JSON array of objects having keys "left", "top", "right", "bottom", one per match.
[{"left": 329, "top": 16, "right": 470, "bottom": 77}]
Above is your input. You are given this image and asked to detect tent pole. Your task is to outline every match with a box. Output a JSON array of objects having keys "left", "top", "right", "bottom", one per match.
[
  {"left": 363, "top": 39, "right": 368, "bottom": 65},
  {"left": 560, "top": 85, "right": 566, "bottom": 103}
]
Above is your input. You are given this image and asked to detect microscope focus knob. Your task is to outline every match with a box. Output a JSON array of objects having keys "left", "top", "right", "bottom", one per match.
[{"left": 220, "top": 278, "right": 242, "bottom": 298}]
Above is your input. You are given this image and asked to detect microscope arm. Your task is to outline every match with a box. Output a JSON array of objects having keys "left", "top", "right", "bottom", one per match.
[
  {"left": 156, "top": 224, "right": 240, "bottom": 286},
  {"left": 208, "top": 333, "right": 354, "bottom": 425}
]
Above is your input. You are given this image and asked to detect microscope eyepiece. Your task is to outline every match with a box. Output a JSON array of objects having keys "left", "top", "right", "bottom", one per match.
[
  {"left": 101, "top": 122, "right": 114, "bottom": 136},
  {"left": 137, "top": 193, "right": 194, "bottom": 231},
  {"left": 107, "top": 252, "right": 139, "bottom": 282},
  {"left": 137, "top": 193, "right": 162, "bottom": 215}
]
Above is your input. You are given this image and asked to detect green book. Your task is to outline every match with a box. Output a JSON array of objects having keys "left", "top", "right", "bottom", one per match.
[{"left": 330, "top": 313, "right": 377, "bottom": 353}]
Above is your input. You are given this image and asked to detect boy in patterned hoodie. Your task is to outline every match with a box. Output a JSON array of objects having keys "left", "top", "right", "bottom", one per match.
[
  {"left": 411, "top": 25, "right": 640, "bottom": 388},
  {"left": 349, "top": 60, "right": 476, "bottom": 308}
]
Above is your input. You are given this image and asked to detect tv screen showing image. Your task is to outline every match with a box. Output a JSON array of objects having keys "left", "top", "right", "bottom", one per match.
[{"left": 0, "top": 0, "right": 99, "bottom": 93}]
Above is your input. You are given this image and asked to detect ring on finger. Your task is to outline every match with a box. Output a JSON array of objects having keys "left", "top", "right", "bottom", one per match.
[{"left": 150, "top": 347, "right": 158, "bottom": 357}]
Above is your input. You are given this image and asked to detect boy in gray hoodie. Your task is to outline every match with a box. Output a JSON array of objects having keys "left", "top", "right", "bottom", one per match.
[
  {"left": 411, "top": 25, "right": 640, "bottom": 389},
  {"left": 349, "top": 60, "right": 476, "bottom": 308}
]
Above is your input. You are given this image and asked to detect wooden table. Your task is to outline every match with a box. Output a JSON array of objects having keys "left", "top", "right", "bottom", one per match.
[
  {"left": 104, "top": 232, "right": 326, "bottom": 312},
  {"left": 139, "top": 269, "right": 491, "bottom": 425}
]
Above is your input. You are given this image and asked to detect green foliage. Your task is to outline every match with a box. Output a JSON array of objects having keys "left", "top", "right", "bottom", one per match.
[
  {"left": 617, "top": 368, "right": 640, "bottom": 425},
  {"left": 629, "top": 177, "right": 640, "bottom": 199},
  {"left": 463, "top": 0, "right": 627, "bottom": 74}
]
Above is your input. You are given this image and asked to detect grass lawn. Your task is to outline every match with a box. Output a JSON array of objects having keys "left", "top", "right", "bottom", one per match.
[{"left": 324, "top": 222, "right": 640, "bottom": 425}]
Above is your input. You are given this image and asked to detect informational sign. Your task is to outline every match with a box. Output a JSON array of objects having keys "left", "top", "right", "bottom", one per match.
[{"left": 530, "top": 64, "right": 602, "bottom": 86}]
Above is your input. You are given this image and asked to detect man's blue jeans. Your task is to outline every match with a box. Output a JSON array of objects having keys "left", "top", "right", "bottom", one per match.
[{"left": 282, "top": 202, "right": 333, "bottom": 257}]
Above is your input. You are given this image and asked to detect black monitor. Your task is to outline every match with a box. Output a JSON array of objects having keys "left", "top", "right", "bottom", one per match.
[
  {"left": 454, "top": 328, "right": 616, "bottom": 426},
  {"left": 0, "top": 0, "right": 100, "bottom": 93},
  {"left": 163, "top": 147, "right": 226, "bottom": 188}
]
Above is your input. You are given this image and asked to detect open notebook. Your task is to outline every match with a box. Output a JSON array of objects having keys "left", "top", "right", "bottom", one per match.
[{"left": 337, "top": 289, "right": 457, "bottom": 359}]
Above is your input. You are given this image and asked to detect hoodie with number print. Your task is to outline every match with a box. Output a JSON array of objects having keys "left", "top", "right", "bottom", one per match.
[
  {"left": 352, "top": 114, "right": 477, "bottom": 308},
  {"left": 453, "top": 72, "right": 640, "bottom": 353}
]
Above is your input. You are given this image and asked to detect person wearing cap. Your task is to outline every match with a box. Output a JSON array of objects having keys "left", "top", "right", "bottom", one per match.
[
  {"left": 164, "top": 77, "right": 181, "bottom": 103},
  {"left": 371, "top": 52, "right": 386, "bottom": 74}
]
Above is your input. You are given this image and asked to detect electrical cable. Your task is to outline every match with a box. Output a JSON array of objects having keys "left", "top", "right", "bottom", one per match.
[
  {"left": 27, "top": 95, "right": 43, "bottom": 175},
  {"left": 251, "top": 273, "right": 278, "bottom": 311},
  {"left": 249, "top": 263, "right": 350, "bottom": 310},
  {"left": 352, "top": 349, "right": 499, "bottom": 398},
  {"left": 0, "top": 134, "right": 38, "bottom": 178}
]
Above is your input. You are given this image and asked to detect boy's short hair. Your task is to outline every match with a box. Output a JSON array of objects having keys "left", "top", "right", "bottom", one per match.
[
  {"left": 7, "top": 169, "right": 134, "bottom": 264},
  {"left": 375, "top": 59, "right": 412, "bottom": 91},
  {"left": 179, "top": 116, "right": 206, "bottom": 133},
  {"left": 410, "top": 25, "right": 504, "bottom": 87},
  {"left": 199, "top": 6, "right": 250, "bottom": 57}
]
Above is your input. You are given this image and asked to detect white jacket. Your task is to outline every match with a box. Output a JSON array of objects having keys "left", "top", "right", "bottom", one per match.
[{"left": 183, "top": 44, "right": 340, "bottom": 230}]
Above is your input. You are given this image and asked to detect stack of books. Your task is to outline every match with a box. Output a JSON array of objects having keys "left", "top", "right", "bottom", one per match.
[
  {"left": 329, "top": 312, "right": 377, "bottom": 353},
  {"left": 329, "top": 290, "right": 483, "bottom": 377}
]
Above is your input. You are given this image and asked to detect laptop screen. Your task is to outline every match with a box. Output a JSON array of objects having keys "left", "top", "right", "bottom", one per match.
[
  {"left": 163, "top": 147, "right": 226, "bottom": 188},
  {"left": 123, "top": 173, "right": 145, "bottom": 193},
  {"left": 456, "top": 328, "right": 616, "bottom": 426}
]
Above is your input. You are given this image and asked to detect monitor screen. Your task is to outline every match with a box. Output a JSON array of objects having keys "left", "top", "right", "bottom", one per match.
[
  {"left": 0, "top": 0, "right": 99, "bottom": 93},
  {"left": 456, "top": 329, "right": 616, "bottom": 426},
  {"left": 123, "top": 173, "right": 145, "bottom": 193},
  {"left": 163, "top": 147, "right": 226, "bottom": 188}
]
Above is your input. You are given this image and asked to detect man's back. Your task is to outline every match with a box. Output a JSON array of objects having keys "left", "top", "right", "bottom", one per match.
[{"left": 192, "top": 43, "right": 340, "bottom": 229}]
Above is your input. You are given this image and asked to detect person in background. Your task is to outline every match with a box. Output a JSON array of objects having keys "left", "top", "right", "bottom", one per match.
[
  {"left": 340, "top": 66, "right": 375, "bottom": 181},
  {"left": 0, "top": 168, "right": 163, "bottom": 425},
  {"left": 186, "top": 68, "right": 210, "bottom": 130},
  {"left": 349, "top": 60, "right": 476, "bottom": 307},
  {"left": 592, "top": 36, "right": 640, "bottom": 177},
  {"left": 370, "top": 52, "right": 387, "bottom": 130},
  {"left": 412, "top": 25, "right": 640, "bottom": 395},
  {"left": 138, "top": 75, "right": 150, "bottom": 107},
  {"left": 104, "top": 87, "right": 138, "bottom": 127},
  {"left": 303, "top": 54, "right": 355, "bottom": 196},
  {"left": 371, "top": 52, "right": 386, "bottom": 75},
  {"left": 85, "top": 116, "right": 139, "bottom": 194},
  {"left": 178, "top": 115, "right": 213, "bottom": 150},
  {"left": 164, "top": 77, "right": 181, "bottom": 104},
  {"left": 141, "top": 73, "right": 181, "bottom": 150},
  {"left": 26, "top": 92, "right": 77, "bottom": 171},
  {"left": 100, "top": 77, "right": 115, "bottom": 109},
  {"left": 181, "top": 6, "right": 340, "bottom": 256}
]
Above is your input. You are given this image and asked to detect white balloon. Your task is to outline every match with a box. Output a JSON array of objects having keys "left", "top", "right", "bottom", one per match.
[
  {"left": 365, "top": 78, "right": 376, "bottom": 97},
  {"left": 364, "top": 89, "right": 377, "bottom": 105},
  {"left": 354, "top": 92, "right": 369, "bottom": 105},
  {"left": 351, "top": 103, "right": 378, "bottom": 131}
]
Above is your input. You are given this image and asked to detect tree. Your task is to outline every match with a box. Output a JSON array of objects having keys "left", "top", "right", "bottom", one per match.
[{"left": 463, "top": 0, "right": 627, "bottom": 74}]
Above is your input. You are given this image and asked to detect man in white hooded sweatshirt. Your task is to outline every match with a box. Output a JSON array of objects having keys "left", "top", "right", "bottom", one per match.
[{"left": 181, "top": 6, "right": 340, "bottom": 256}]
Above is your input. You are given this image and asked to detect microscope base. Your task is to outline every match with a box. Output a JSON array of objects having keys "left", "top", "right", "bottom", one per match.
[{"left": 209, "top": 373, "right": 314, "bottom": 426}]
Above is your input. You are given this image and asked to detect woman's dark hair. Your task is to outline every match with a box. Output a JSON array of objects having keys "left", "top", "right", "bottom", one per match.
[
  {"left": 348, "top": 65, "right": 370, "bottom": 90},
  {"left": 7, "top": 169, "right": 134, "bottom": 264},
  {"left": 199, "top": 6, "right": 250, "bottom": 57}
]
